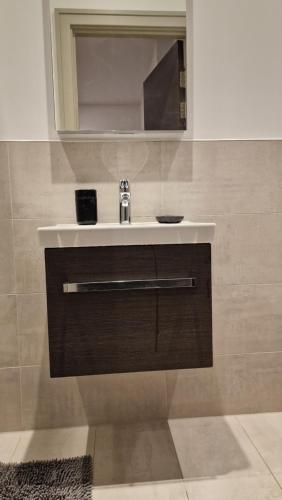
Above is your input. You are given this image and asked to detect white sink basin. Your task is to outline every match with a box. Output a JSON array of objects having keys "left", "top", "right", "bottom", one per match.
[{"left": 38, "top": 222, "right": 215, "bottom": 248}]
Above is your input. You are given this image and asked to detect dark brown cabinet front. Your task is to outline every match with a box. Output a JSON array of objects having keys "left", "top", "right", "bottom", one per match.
[{"left": 45, "top": 244, "right": 212, "bottom": 377}]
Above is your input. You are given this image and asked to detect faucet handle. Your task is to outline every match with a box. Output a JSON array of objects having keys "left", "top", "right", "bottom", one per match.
[{"left": 120, "top": 179, "right": 130, "bottom": 192}]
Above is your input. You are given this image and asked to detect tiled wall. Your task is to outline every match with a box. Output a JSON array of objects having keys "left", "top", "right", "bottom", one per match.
[{"left": 1, "top": 140, "right": 282, "bottom": 430}]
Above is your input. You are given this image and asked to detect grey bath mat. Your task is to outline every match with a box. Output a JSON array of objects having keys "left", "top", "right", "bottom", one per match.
[{"left": 0, "top": 455, "right": 92, "bottom": 499}]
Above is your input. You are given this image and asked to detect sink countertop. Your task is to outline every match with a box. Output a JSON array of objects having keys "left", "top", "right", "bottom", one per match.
[{"left": 38, "top": 221, "right": 216, "bottom": 248}]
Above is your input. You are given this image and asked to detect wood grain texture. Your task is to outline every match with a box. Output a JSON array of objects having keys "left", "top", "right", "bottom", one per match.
[{"left": 45, "top": 244, "right": 212, "bottom": 377}]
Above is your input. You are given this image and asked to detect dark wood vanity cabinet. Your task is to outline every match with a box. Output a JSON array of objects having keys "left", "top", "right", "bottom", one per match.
[{"left": 45, "top": 244, "right": 212, "bottom": 377}]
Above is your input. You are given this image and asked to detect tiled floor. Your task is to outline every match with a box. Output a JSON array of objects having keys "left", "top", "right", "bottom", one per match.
[{"left": 1, "top": 414, "right": 282, "bottom": 499}]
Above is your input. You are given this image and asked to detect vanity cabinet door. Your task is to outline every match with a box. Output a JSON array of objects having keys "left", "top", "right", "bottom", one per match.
[
  {"left": 45, "top": 246, "right": 157, "bottom": 377},
  {"left": 45, "top": 243, "right": 213, "bottom": 377},
  {"left": 154, "top": 244, "right": 212, "bottom": 363}
]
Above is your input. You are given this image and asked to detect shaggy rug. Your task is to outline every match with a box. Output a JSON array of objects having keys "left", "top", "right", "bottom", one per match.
[{"left": 0, "top": 455, "right": 92, "bottom": 499}]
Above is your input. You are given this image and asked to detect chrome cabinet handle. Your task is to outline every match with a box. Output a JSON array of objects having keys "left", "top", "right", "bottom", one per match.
[{"left": 63, "top": 278, "right": 197, "bottom": 293}]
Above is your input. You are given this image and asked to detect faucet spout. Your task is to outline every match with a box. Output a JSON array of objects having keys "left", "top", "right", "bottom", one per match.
[{"left": 119, "top": 179, "right": 131, "bottom": 224}]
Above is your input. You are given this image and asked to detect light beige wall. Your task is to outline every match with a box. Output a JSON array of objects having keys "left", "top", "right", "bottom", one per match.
[
  {"left": 1, "top": 139, "right": 282, "bottom": 430},
  {"left": 0, "top": 0, "right": 50, "bottom": 140},
  {"left": 50, "top": 0, "right": 186, "bottom": 12},
  {"left": 191, "top": 0, "right": 282, "bottom": 139},
  {"left": 0, "top": 0, "right": 185, "bottom": 140},
  {"left": 2, "top": 0, "right": 282, "bottom": 140}
]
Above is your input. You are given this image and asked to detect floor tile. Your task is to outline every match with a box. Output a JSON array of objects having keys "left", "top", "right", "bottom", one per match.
[
  {"left": 93, "top": 481, "right": 188, "bottom": 500},
  {"left": 185, "top": 475, "right": 282, "bottom": 500},
  {"left": 0, "top": 431, "right": 22, "bottom": 462},
  {"left": 238, "top": 413, "right": 282, "bottom": 474},
  {"left": 94, "top": 421, "right": 182, "bottom": 486},
  {"left": 11, "top": 426, "right": 95, "bottom": 462},
  {"left": 169, "top": 416, "right": 269, "bottom": 479}
]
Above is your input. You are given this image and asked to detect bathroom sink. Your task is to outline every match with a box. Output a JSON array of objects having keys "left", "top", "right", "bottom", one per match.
[{"left": 38, "top": 222, "right": 215, "bottom": 248}]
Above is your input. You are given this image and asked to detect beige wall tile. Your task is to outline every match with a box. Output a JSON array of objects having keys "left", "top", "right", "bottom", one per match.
[
  {"left": 199, "top": 214, "right": 282, "bottom": 285},
  {"left": 17, "top": 293, "right": 47, "bottom": 365},
  {"left": 0, "top": 220, "right": 15, "bottom": 294},
  {"left": 238, "top": 413, "right": 282, "bottom": 475},
  {"left": 21, "top": 366, "right": 167, "bottom": 429},
  {"left": 20, "top": 366, "right": 90, "bottom": 429},
  {"left": 11, "top": 426, "right": 95, "bottom": 462},
  {"left": 9, "top": 141, "right": 162, "bottom": 221},
  {"left": 3, "top": 139, "right": 282, "bottom": 432},
  {"left": 13, "top": 219, "right": 46, "bottom": 293},
  {"left": 77, "top": 371, "right": 168, "bottom": 425},
  {"left": 9, "top": 142, "right": 117, "bottom": 220},
  {"left": 160, "top": 141, "right": 193, "bottom": 216},
  {"left": 131, "top": 182, "right": 161, "bottom": 218},
  {"left": 166, "top": 352, "right": 282, "bottom": 418},
  {"left": 13, "top": 218, "right": 73, "bottom": 294},
  {"left": 213, "top": 284, "right": 282, "bottom": 354},
  {"left": 161, "top": 140, "right": 282, "bottom": 216},
  {"left": 49, "top": 142, "right": 116, "bottom": 183},
  {"left": 0, "top": 368, "right": 21, "bottom": 431},
  {"left": 94, "top": 421, "right": 182, "bottom": 486},
  {"left": 0, "top": 142, "right": 12, "bottom": 219},
  {"left": 169, "top": 416, "right": 268, "bottom": 479},
  {"left": 0, "top": 295, "right": 18, "bottom": 367},
  {"left": 185, "top": 475, "right": 282, "bottom": 500},
  {"left": 102, "top": 141, "right": 161, "bottom": 182},
  {"left": 160, "top": 141, "right": 193, "bottom": 181}
]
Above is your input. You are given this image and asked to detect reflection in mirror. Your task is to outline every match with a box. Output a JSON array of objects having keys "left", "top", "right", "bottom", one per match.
[
  {"left": 76, "top": 36, "right": 186, "bottom": 131},
  {"left": 53, "top": 9, "right": 186, "bottom": 133}
]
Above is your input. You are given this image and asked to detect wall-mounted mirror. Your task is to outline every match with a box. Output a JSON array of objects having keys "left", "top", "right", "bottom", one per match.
[{"left": 53, "top": 9, "right": 186, "bottom": 134}]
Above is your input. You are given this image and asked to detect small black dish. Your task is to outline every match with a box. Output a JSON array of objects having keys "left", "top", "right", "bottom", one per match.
[{"left": 156, "top": 215, "right": 184, "bottom": 224}]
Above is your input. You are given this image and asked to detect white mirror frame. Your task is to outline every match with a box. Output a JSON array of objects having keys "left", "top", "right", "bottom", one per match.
[{"left": 53, "top": 9, "right": 188, "bottom": 140}]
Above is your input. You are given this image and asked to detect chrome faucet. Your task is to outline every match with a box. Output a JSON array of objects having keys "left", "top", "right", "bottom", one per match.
[{"left": 119, "top": 179, "right": 131, "bottom": 224}]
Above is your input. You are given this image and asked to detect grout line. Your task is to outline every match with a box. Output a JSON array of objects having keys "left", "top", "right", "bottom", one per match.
[
  {"left": 3, "top": 348, "right": 282, "bottom": 371},
  {"left": 6, "top": 143, "right": 14, "bottom": 221},
  {"left": 9, "top": 431, "right": 24, "bottom": 462},
  {"left": 234, "top": 415, "right": 282, "bottom": 492},
  {"left": 8, "top": 432, "right": 23, "bottom": 462},
  {"left": 166, "top": 420, "right": 185, "bottom": 481},
  {"left": 214, "top": 351, "right": 282, "bottom": 358},
  {"left": 0, "top": 292, "right": 46, "bottom": 297},
  {"left": 0, "top": 364, "right": 41, "bottom": 371},
  {"left": 92, "top": 427, "right": 97, "bottom": 488},
  {"left": 18, "top": 366, "right": 24, "bottom": 430},
  {"left": 213, "top": 282, "right": 282, "bottom": 287},
  {"left": 6, "top": 143, "right": 24, "bottom": 430},
  {"left": 163, "top": 373, "right": 169, "bottom": 424},
  {"left": 181, "top": 471, "right": 271, "bottom": 482},
  {"left": 1, "top": 139, "right": 282, "bottom": 143},
  {"left": 92, "top": 427, "right": 98, "bottom": 490},
  {"left": 6, "top": 142, "right": 17, "bottom": 295}
]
